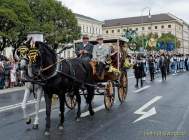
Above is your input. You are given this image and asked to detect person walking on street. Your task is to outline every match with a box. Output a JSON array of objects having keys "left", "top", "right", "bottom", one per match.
[
  {"left": 133, "top": 56, "right": 144, "bottom": 88},
  {"left": 148, "top": 55, "right": 155, "bottom": 81},
  {"left": 185, "top": 55, "right": 189, "bottom": 71},
  {"left": 159, "top": 54, "right": 167, "bottom": 81}
]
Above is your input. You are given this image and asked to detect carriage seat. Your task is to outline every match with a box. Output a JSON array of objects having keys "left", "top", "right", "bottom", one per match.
[{"left": 89, "top": 60, "right": 120, "bottom": 82}]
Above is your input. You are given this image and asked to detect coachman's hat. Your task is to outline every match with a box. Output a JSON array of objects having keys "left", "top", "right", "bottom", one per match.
[
  {"left": 82, "top": 34, "right": 89, "bottom": 39},
  {"left": 96, "top": 35, "right": 103, "bottom": 40}
]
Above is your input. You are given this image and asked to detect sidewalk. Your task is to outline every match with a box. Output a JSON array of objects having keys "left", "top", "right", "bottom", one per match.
[{"left": 0, "top": 86, "right": 25, "bottom": 95}]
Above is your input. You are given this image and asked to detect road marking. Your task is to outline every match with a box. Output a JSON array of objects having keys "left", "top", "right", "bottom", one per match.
[
  {"left": 128, "top": 76, "right": 135, "bottom": 79},
  {"left": 133, "top": 96, "right": 162, "bottom": 123},
  {"left": 28, "top": 108, "right": 46, "bottom": 116},
  {"left": 0, "top": 98, "right": 45, "bottom": 113},
  {"left": 81, "top": 105, "right": 105, "bottom": 118},
  {"left": 133, "top": 85, "right": 151, "bottom": 93}
]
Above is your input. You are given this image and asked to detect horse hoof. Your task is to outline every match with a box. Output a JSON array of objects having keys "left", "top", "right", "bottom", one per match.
[
  {"left": 26, "top": 118, "right": 32, "bottom": 125},
  {"left": 75, "top": 117, "right": 80, "bottom": 122},
  {"left": 32, "top": 124, "right": 39, "bottom": 129},
  {"left": 58, "top": 125, "right": 64, "bottom": 130},
  {"left": 44, "top": 131, "right": 50, "bottom": 136},
  {"left": 89, "top": 110, "right": 95, "bottom": 116}
]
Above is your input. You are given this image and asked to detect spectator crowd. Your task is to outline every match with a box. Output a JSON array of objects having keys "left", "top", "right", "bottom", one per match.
[
  {"left": 0, "top": 56, "right": 23, "bottom": 89},
  {"left": 132, "top": 52, "right": 189, "bottom": 88}
]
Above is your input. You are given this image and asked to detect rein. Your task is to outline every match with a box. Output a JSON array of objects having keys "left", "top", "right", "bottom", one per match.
[{"left": 40, "top": 58, "right": 65, "bottom": 72}]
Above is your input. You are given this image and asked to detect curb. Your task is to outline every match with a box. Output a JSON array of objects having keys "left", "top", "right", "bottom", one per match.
[{"left": 0, "top": 87, "right": 25, "bottom": 95}]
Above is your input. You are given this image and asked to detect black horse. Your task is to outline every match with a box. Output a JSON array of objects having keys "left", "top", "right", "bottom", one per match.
[{"left": 26, "top": 41, "right": 95, "bottom": 135}]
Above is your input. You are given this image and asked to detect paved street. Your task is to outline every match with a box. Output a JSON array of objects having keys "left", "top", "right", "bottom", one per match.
[{"left": 0, "top": 71, "right": 188, "bottom": 140}]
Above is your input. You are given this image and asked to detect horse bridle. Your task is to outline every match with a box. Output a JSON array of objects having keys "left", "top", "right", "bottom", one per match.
[{"left": 27, "top": 46, "right": 63, "bottom": 82}]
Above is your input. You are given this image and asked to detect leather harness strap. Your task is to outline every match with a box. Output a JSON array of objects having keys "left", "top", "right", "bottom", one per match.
[{"left": 41, "top": 59, "right": 65, "bottom": 72}]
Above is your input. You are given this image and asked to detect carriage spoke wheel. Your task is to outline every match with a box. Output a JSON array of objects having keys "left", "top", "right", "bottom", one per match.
[
  {"left": 104, "top": 81, "right": 115, "bottom": 110},
  {"left": 118, "top": 73, "right": 128, "bottom": 103},
  {"left": 65, "top": 93, "right": 77, "bottom": 110}
]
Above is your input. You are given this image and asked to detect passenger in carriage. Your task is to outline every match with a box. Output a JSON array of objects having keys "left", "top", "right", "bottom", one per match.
[
  {"left": 75, "top": 34, "right": 94, "bottom": 61},
  {"left": 92, "top": 35, "right": 111, "bottom": 79}
]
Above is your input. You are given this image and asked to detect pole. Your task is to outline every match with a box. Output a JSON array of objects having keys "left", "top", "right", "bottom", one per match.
[
  {"left": 141, "top": 7, "right": 151, "bottom": 55},
  {"left": 117, "top": 39, "right": 120, "bottom": 71}
]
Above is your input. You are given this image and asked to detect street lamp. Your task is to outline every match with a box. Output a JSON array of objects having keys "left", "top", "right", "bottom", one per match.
[{"left": 141, "top": 7, "right": 151, "bottom": 54}]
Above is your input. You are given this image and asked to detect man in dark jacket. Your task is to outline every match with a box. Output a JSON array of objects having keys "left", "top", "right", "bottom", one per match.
[
  {"left": 75, "top": 35, "right": 93, "bottom": 61},
  {"left": 133, "top": 56, "right": 144, "bottom": 88},
  {"left": 148, "top": 55, "right": 155, "bottom": 81},
  {"left": 159, "top": 54, "right": 167, "bottom": 81},
  {"left": 185, "top": 55, "right": 188, "bottom": 71}
]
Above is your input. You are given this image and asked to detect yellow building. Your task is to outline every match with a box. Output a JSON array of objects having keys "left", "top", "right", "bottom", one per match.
[
  {"left": 103, "top": 13, "right": 189, "bottom": 54},
  {"left": 75, "top": 13, "right": 103, "bottom": 39}
]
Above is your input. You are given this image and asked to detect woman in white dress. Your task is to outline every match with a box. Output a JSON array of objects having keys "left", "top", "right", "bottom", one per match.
[{"left": 10, "top": 61, "right": 17, "bottom": 87}]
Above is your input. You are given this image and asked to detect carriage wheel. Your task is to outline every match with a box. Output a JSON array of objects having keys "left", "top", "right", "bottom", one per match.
[
  {"left": 104, "top": 81, "right": 115, "bottom": 110},
  {"left": 65, "top": 93, "right": 77, "bottom": 110},
  {"left": 118, "top": 73, "right": 128, "bottom": 103}
]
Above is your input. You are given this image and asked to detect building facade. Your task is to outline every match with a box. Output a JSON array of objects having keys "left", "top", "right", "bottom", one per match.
[
  {"left": 75, "top": 13, "right": 103, "bottom": 39},
  {"left": 103, "top": 13, "right": 189, "bottom": 54}
]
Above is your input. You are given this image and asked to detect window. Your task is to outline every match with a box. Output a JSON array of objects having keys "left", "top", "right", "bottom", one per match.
[
  {"left": 112, "top": 30, "right": 114, "bottom": 33},
  {"left": 148, "top": 26, "right": 151, "bottom": 30},
  {"left": 135, "top": 28, "right": 138, "bottom": 31},
  {"left": 161, "top": 25, "right": 164, "bottom": 29},
  {"left": 117, "top": 29, "right": 120, "bottom": 32},
  {"left": 142, "top": 27, "right": 145, "bottom": 30},
  {"left": 155, "top": 26, "right": 158, "bottom": 29},
  {"left": 86, "top": 26, "right": 88, "bottom": 33},
  {"left": 123, "top": 29, "right": 126, "bottom": 32},
  {"left": 168, "top": 25, "right": 171, "bottom": 28},
  {"left": 106, "top": 30, "right": 109, "bottom": 34}
]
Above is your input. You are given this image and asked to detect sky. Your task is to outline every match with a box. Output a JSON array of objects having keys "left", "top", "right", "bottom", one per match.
[{"left": 59, "top": 0, "right": 189, "bottom": 23}]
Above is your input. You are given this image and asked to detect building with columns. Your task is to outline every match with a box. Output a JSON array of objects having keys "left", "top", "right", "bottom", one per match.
[
  {"left": 103, "top": 13, "right": 189, "bottom": 54},
  {"left": 75, "top": 13, "right": 103, "bottom": 39}
]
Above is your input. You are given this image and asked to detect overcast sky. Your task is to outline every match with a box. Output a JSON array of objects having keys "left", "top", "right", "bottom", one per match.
[{"left": 60, "top": 0, "right": 189, "bottom": 23}]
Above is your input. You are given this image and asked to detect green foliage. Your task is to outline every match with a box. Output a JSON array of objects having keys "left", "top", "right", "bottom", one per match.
[
  {"left": 158, "top": 33, "right": 180, "bottom": 48},
  {"left": 0, "top": 0, "right": 81, "bottom": 51}
]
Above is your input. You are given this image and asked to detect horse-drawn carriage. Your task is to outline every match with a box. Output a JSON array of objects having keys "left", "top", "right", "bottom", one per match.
[{"left": 65, "top": 37, "right": 129, "bottom": 110}]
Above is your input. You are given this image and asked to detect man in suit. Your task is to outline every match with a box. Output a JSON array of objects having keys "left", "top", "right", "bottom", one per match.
[
  {"left": 75, "top": 34, "right": 93, "bottom": 61},
  {"left": 92, "top": 35, "right": 111, "bottom": 79}
]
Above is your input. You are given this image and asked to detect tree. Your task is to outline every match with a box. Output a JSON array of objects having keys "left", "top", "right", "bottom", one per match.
[
  {"left": 28, "top": 0, "right": 81, "bottom": 44},
  {"left": 0, "top": 0, "right": 81, "bottom": 52},
  {"left": 157, "top": 33, "right": 180, "bottom": 50},
  {"left": 0, "top": 7, "right": 20, "bottom": 51},
  {"left": 0, "top": 0, "right": 34, "bottom": 51}
]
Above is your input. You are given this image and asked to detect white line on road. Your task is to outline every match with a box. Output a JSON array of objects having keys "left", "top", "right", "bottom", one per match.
[
  {"left": 133, "top": 96, "right": 162, "bottom": 123},
  {"left": 133, "top": 85, "right": 151, "bottom": 93},
  {"left": 128, "top": 76, "right": 135, "bottom": 79},
  {"left": 81, "top": 105, "right": 105, "bottom": 118},
  {"left": 0, "top": 98, "right": 45, "bottom": 113}
]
